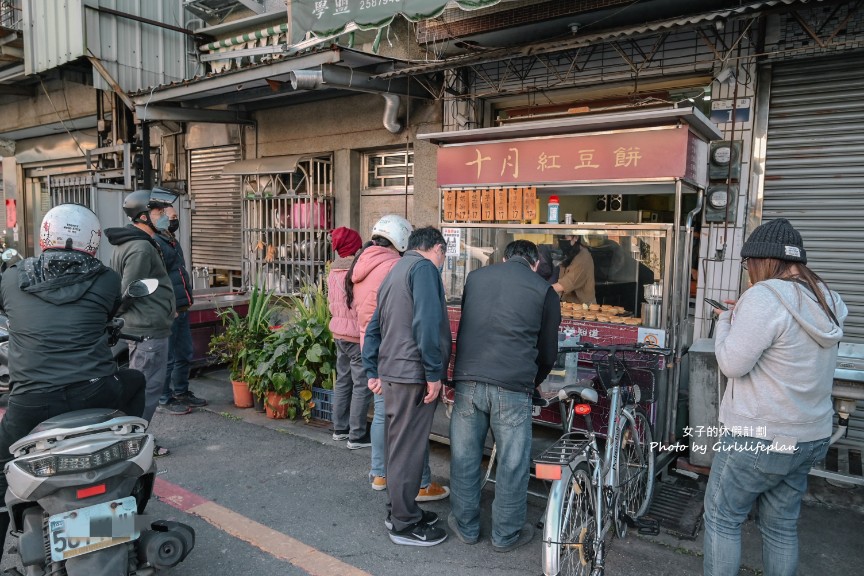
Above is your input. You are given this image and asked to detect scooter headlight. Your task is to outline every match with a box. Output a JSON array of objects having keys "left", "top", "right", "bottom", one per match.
[{"left": 15, "top": 437, "right": 146, "bottom": 477}]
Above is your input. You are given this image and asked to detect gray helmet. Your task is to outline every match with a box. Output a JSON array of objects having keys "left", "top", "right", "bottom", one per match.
[{"left": 123, "top": 188, "right": 177, "bottom": 222}]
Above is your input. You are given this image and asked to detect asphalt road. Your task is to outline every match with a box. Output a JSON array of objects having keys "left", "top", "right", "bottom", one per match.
[{"left": 2, "top": 369, "right": 862, "bottom": 575}]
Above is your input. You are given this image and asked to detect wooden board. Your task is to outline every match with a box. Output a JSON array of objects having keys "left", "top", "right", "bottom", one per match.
[
  {"left": 481, "top": 189, "right": 495, "bottom": 221},
  {"left": 494, "top": 188, "right": 508, "bottom": 221},
  {"left": 508, "top": 187, "right": 523, "bottom": 221},
  {"left": 523, "top": 187, "right": 537, "bottom": 221},
  {"left": 443, "top": 190, "right": 456, "bottom": 221},
  {"left": 468, "top": 189, "right": 482, "bottom": 221},
  {"left": 456, "top": 189, "right": 470, "bottom": 221}
]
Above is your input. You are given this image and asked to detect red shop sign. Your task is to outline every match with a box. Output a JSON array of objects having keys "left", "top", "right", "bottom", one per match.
[{"left": 436, "top": 126, "right": 699, "bottom": 187}]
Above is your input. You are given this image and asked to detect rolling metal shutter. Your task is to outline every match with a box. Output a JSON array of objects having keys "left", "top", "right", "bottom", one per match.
[
  {"left": 189, "top": 146, "right": 242, "bottom": 271},
  {"left": 764, "top": 53, "right": 864, "bottom": 345},
  {"left": 764, "top": 53, "right": 864, "bottom": 452}
]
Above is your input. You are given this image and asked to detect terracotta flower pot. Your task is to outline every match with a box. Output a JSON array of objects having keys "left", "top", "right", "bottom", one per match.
[
  {"left": 231, "top": 380, "right": 254, "bottom": 408},
  {"left": 265, "top": 391, "right": 288, "bottom": 419}
]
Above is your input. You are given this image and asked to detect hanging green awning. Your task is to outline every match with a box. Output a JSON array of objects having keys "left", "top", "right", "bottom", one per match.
[{"left": 291, "top": 0, "right": 503, "bottom": 45}]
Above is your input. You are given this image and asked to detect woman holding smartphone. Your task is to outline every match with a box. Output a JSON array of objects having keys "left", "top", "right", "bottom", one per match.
[{"left": 703, "top": 219, "right": 847, "bottom": 576}]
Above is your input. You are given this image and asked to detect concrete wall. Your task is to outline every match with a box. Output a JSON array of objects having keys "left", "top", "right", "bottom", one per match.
[
  {"left": 0, "top": 79, "right": 96, "bottom": 134},
  {"left": 253, "top": 91, "right": 443, "bottom": 230}
]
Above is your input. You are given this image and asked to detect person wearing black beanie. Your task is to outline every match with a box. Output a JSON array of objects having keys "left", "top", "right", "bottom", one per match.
[
  {"left": 740, "top": 218, "right": 806, "bottom": 264},
  {"left": 703, "top": 218, "right": 848, "bottom": 576}
]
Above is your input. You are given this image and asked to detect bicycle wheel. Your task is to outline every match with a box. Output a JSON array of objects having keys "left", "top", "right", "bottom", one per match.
[
  {"left": 616, "top": 408, "right": 655, "bottom": 520},
  {"left": 542, "top": 462, "right": 595, "bottom": 576}
]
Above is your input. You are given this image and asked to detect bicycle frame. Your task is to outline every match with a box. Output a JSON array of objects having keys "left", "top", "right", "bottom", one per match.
[{"left": 537, "top": 343, "right": 668, "bottom": 576}]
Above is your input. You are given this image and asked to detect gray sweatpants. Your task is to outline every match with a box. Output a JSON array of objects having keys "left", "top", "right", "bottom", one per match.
[
  {"left": 383, "top": 380, "right": 438, "bottom": 532},
  {"left": 332, "top": 339, "right": 373, "bottom": 441},
  {"left": 130, "top": 336, "right": 170, "bottom": 422}
]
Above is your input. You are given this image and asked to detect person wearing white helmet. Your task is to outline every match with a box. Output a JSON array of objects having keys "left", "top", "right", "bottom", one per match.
[
  {"left": 0, "top": 204, "right": 147, "bottom": 558},
  {"left": 345, "top": 215, "right": 450, "bottom": 502},
  {"left": 105, "top": 188, "right": 178, "bottom": 456}
]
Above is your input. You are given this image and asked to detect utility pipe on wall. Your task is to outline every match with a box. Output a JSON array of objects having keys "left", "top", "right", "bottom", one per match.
[{"left": 290, "top": 66, "right": 405, "bottom": 133}]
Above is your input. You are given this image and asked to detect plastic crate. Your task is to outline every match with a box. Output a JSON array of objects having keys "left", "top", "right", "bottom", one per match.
[{"left": 311, "top": 387, "right": 333, "bottom": 421}]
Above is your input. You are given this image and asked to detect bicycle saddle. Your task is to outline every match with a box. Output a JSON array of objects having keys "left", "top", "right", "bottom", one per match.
[{"left": 558, "top": 381, "right": 599, "bottom": 403}]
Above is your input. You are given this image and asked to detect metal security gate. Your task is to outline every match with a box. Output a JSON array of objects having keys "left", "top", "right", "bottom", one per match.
[
  {"left": 764, "top": 53, "right": 864, "bottom": 344},
  {"left": 764, "top": 52, "right": 864, "bottom": 449},
  {"left": 189, "top": 146, "right": 242, "bottom": 277}
]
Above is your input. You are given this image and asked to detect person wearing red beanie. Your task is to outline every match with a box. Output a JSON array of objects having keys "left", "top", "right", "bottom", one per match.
[
  {"left": 331, "top": 227, "right": 362, "bottom": 258},
  {"left": 327, "top": 227, "right": 371, "bottom": 446}
]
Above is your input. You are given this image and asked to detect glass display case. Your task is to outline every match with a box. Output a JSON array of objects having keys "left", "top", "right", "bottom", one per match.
[{"left": 441, "top": 223, "right": 672, "bottom": 323}]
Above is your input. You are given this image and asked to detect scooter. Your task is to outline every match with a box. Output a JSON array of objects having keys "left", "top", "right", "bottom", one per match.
[{"left": 1, "top": 279, "right": 195, "bottom": 575}]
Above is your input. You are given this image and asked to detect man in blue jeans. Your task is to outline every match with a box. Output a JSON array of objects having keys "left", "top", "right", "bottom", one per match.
[
  {"left": 448, "top": 240, "right": 560, "bottom": 551},
  {"left": 154, "top": 205, "right": 207, "bottom": 414}
]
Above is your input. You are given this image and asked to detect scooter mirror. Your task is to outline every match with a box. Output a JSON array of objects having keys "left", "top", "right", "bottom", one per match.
[
  {"left": 125, "top": 278, "right": 159, "bottom": 298},
  {"left": 1, "top": 248, "right": 19, "bottom": 262}
]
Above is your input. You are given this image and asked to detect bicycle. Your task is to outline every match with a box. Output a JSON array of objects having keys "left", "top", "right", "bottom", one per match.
[{"left": 533, "top": 342, "right": 672, "bottom": 576}]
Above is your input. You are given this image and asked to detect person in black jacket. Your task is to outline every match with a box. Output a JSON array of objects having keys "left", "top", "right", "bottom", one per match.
[
  {"left": 154, "top": 205, "right": 206, "bottom": 414},
  {"left": 449, "top": 240, "right": 561, "bottom": 552},
  {"left": 0, "top": 204, "right": 146, "bottom": 558}
]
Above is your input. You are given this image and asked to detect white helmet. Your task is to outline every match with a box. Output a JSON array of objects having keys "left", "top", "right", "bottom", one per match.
[
  {"left": 371, "top": 214, "right": 413, "bottom": 253},
  {"left": 39, "top": 204, "right": 102, "bottom": 256}
]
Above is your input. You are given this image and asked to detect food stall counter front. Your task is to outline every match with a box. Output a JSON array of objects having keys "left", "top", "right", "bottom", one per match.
[{"left": 422, "top": 108, "right": 722, "bottom": 449}]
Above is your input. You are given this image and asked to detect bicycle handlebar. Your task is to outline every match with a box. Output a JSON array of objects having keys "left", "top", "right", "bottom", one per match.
[{"left": 558, "top": 342, "right": 673, "bottom": 357}]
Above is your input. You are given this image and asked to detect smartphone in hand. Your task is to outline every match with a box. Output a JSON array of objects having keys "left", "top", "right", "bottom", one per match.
[{"left": 704, "top": 298, "right": 729, "bottom": 311}]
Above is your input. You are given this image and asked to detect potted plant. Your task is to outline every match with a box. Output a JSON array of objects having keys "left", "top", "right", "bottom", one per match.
[
  {"left": 286, "top": 283, "right": 336, "bottom": 421},
  {"left": 209, "top": 284, "right": 274, "bottom": 408},
  {"left": 251, "top": 283, "right": 335, "bottom": 421}
]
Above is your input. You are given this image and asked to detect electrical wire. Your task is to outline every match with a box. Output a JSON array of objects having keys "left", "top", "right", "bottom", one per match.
[{"left": 37, "top": 75, "right": 87, "bottom": 157}]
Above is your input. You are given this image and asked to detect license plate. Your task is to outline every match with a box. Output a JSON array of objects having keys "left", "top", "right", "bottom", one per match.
[{"left": 48, "top": 497, "right": 140, "bottom": 562}]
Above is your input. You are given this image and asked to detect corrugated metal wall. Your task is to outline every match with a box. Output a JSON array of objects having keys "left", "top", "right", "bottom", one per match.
[
  {"left": 763, "top": 53, "right": 864, "bottom": 345},
  {"left": 763, "top": 52, "right": 864, "bottom": 450},
  {"left": 23, "top": 0, "right": 85, "bottom": 74},
  {"left": 189, "top": 146, "right": 242, "bottom": 272},
  {"left": 25, "top": 0, "right": 189, "bottom": 92}
]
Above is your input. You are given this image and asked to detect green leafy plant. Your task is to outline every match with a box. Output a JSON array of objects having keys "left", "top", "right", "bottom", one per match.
[
  {"left": 209, "top": 284, "right": 275, "bottom": 383},
  {"left": 251, "top": 283, "right": 335, "bottom": 421}
]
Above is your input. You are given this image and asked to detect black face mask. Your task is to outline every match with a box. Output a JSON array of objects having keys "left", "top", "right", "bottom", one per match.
[
  {"left": 168, "top": 219, "right": 180, "bottom": 234},
  {"left": 558, "top": 238, "right": 571, "bottom": 251}
]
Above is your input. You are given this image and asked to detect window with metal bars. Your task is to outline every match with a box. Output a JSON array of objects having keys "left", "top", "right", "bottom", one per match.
[{"left": 363, "top": 150, "right": 414, "bottom": 192}]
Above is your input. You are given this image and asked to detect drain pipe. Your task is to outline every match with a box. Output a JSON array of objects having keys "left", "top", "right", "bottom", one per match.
[{"left": 291, "top": 65, "right": 404, "bottom": 133}]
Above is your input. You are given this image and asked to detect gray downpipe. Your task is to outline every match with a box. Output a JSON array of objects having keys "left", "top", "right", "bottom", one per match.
[
  {"left": 290, "top": 66, "right": 403, "bottom": 133},
  {"left": 380, "top": 94, "right": 402, "bottom": 134}
]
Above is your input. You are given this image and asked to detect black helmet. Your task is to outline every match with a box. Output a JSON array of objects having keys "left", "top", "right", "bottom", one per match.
[{"left": 123, "top": 188, "right": 177, "bottom": 222}]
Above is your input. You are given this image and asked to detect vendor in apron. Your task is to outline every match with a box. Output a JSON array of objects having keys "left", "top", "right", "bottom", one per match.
[{"left": 551, "top": 235, "right": 595, "bottom": 304}]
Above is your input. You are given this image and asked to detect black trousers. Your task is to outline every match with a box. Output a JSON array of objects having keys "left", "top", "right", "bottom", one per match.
[
  {"left": 0, "top": 369, "right": 146, "bottom": 556},
  {"left": 383, "top": 381, "right": 438, "bottom": 532}
]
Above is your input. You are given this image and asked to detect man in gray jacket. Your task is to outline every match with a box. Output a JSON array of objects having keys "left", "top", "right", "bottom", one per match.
[
  {"left": 105, "top": 189, "right": 177, "bottom": 455},
  {"left": 363, "top": 227, "right": 451, "bottom": 547}
]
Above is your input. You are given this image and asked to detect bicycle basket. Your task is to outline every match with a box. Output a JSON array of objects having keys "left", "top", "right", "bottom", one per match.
[
  {"left": 591, "top": 351, "right": 629, "bottom": 393},
  {"left": 589, "top": 352, "right": 658, "bottom": 403}
]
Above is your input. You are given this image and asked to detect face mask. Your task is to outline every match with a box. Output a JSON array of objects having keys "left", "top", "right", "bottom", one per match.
[
  {"left": 558, "top": 238, "right": 571, "bottom": 251},
  {"left": 438, "top": 259, "right": 445, "bottom": 274},
  {"left": 155, "top": 213, "right": 170, "bottom": 231},
  {"left": 167, "top": 219, "right": 180, "bottom": 233}
]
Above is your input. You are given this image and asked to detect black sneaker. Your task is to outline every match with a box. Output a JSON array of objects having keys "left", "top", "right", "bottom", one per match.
[
  {"left": 385, "top": 510, "right": 438, "bottom": 531},
  {"left": 156, "top": 399, "right": 191, "bottom": 415},
  {"left": 174, "top": 391, "right": 207, "bottom": 407},
  {"left": 347, "top": 434, "right": 372, "bottom": 450},
  {"left": 388, "top": 520, "right": 447, "bottom": 547}
]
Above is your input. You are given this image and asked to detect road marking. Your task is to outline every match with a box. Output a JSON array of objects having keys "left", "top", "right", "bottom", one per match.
[{"left": 154, "top": 478, "right": 371, "bottom": 576}]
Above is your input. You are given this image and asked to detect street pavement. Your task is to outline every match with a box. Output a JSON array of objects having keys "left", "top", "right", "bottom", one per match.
[{"left": 3, "top": 368, "right": 863, "bottom": 575}]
